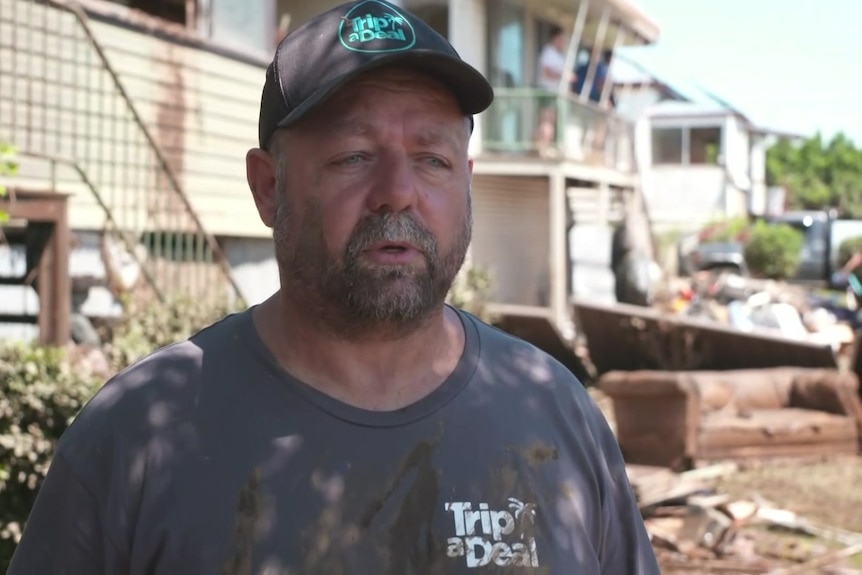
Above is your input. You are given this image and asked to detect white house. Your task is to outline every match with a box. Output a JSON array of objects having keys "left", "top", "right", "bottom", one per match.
[{"left": 610, "top": 55, "right": 781, "bottom": 235}]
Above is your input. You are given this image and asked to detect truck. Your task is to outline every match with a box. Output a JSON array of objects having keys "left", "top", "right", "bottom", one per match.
[{"left": 680, "top": 210, "right": 862, "bottom": 288}]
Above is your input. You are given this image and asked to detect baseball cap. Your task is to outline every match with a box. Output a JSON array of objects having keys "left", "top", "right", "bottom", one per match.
[{"left": 257, "top": 0, "right": 495, "bottom": 149}]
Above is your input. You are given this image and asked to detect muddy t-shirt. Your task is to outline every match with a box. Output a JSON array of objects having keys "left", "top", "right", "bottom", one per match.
[{"left": 8, "top": 307, "right": 658, "bottom": 575}]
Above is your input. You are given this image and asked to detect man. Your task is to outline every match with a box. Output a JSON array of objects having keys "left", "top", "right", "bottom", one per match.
[
  {"left": 537, "top": 25, "right": 567, "bottom": 92},
  {"left": 574, "top": 50, "right": 617, "bottom": 106},
  {"left": 573, "top": 49, "right": 616, "bottom": 155},
  {"left": 8, "top": 1, "right": 659, "bottom": 573}
]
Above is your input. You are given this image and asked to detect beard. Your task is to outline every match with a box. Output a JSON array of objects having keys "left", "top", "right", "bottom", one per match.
[{"left": 273, "top": 188, "right": 471, "bottom": 339}]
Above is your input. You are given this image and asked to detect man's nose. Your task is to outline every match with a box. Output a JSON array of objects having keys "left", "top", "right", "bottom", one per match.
[{"left": 365, "top": 151, "right": 420, "bottom": 214}]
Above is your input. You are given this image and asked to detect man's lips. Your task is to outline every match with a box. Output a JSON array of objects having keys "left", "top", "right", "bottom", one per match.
[
  {"left": 365, "top": 241, "right": 420, "bottom": 253},
  {"left": 361, "top": 241, "right": 424, "bottom": 264}
]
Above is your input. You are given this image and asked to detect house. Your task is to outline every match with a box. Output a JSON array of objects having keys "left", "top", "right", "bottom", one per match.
[
  {"left": 0, "top": 0, "right": 661, "bottom": 369},
  {"left": 611, "top": 55, "right": 791, "bottom": 235}
]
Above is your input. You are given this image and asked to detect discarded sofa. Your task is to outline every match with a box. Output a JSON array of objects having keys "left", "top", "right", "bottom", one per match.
[{"left": 599, "top": 368, "right": 862, "bottom": 470}]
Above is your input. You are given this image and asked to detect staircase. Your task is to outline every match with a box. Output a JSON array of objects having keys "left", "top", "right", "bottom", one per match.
[{"left": 0, "top": 0, "right": 245, "bottom": 317}]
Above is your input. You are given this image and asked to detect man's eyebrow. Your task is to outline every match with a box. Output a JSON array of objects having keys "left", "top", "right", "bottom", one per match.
[
  {"left": 326, "top": 118, "right": 373, "bottom": 137},
  {"left": 322, "top": 118, "right": 463, "bottom": 149},
  {"left": 415, "top": 128, "right": 462, "bottom": 150}
]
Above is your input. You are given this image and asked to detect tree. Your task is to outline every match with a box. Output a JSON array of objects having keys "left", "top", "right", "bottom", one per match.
[{"left": 766, "top": 132, "right": 862, "bottom": 217}]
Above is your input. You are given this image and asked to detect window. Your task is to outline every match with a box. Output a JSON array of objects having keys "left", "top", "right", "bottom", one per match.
[
  {"left": 690, "top": 127, "right": 722, "bottom": 165},
  {"left": 107, "top": 0, "right": 276, "bottom": 59},
  {"left": 113, "top": 0, "right": 188, "bottom": 25},
  {"left": 652, "top": 128, "right": 683, "bottom": 164},
  {"left": 651, "top": 125, "right": 724, "bottom": 166}
]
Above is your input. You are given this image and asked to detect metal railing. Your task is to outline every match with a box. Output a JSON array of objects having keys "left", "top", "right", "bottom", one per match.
[
  {"left": 482, "top": 88, "right": 636, "bottom": 173},
  {"left": 0, "top": 0, "right": 245, "bottom": 308}
]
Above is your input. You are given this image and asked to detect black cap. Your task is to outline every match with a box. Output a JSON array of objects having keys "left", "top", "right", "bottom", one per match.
[{"left": 257, "top": 0, "right": 495, "bottom": 149}]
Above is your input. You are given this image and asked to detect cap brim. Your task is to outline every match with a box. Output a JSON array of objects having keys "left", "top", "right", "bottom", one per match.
[{"left": 274, "top": 51, "right": 494, "bottom": 130}]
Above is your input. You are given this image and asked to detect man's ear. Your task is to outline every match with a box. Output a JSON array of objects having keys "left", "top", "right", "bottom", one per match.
[{"left": 246, "top": 148, "right": 278, "bottom": 228}]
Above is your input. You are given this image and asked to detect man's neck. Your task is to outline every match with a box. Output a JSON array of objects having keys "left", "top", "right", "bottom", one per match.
[{"left": 252, "top": 291, "right": 466, "bottom": 411}]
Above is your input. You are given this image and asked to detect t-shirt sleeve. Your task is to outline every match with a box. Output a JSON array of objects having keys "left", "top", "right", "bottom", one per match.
[
  {"left": 586, "top": 398, "right": 661, "bottom": 575},
  {"left": 6, "top": 452, "right": 126, "bottom": 574}
]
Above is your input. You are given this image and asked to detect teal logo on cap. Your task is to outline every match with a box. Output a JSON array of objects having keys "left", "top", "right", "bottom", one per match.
[{"left": 339, "top": 0, "right": 416, "bottom": 53}]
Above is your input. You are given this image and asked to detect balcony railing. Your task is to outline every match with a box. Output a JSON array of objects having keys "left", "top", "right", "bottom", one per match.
[{"left": 482, "top": 88, "right": 636, "bottom": 173}]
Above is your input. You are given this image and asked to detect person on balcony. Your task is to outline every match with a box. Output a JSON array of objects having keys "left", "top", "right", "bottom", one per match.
[
  {"left": 7, "top": 1, "right": 659, "bottom": 574},
  {"left": 573, "top": 49, "right": 616, "bottom": 107},
  {"left": 534, "top": 25, "right": 568, "bottom": 157},
  {"left": 572, "top": 49, "right": 617, "bottom": 159}
]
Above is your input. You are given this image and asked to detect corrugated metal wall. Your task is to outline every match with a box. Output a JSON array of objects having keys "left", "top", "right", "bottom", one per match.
[{"left": 470, "top": 174, "right": 550, "bottom": 307}]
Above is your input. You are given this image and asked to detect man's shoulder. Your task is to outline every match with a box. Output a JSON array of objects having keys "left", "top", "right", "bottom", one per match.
[
  {"left": 462, "top": 310, "right": 612, "bottom": 442},
  {"left": 109, "top": 308, "right": 248, "bottom": 393},
  {"left": 462, "top": 309, "right": 581, "bottom": 387},
  {"left": 56, "top": 309, "right": 251, "bottom": 454}
]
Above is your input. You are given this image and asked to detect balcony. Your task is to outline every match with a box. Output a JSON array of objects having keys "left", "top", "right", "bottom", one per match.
[{"left": 482, "top": 88, "right": 636, "bottom": 173}]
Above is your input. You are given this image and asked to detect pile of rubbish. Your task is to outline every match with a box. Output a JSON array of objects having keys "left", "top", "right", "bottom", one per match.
[
  {"left": 630, "top": 463, "right": 862, "bottom": 574},
  {"left": 661, "top": 271, "right": 858, "bottom": 358}
]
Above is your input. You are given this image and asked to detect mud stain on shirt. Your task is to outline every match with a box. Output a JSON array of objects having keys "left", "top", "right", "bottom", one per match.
[{"left": 360, "top": 428, "right": 447, "bottom": 575}]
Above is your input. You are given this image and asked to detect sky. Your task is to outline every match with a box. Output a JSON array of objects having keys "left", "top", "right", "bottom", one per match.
[{"left": 617, "top": 0, "right": 861, "bottom": 145}]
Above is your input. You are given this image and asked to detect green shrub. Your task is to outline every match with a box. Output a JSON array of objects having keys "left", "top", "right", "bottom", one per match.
[
  {"left": 698, "top": 216, "right": 750, "bottom": 244},
  {"left": 0, "top": 295, "right": 235, "bottom": 570},
  {"left": 743, "top": 220, "right": 804, "bottom": 279},
  {"left": 838, "top": 235, "right": 862, "bottom": 280},
  {"left": 446, "top": 264, "right": 496, "bottom": 323},
  {"left": 104, "top": 294, "right": 238, "bottom": 372},
  {"left": 0, "top": 344, "right": 102, "bottom": 570}
]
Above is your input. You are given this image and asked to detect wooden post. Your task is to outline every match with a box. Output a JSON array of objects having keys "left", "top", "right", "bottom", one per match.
[{"left": 1, "top": 189, "right": 71, "bottom": 346}]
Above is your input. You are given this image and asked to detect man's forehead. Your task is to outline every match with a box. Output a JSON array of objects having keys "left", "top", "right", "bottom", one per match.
[
  {"left": 325, "top": 115, "right": 465, "bottom": 144},
  {"left": 312, "top": 85, "right": 464, "bottom": 132}
]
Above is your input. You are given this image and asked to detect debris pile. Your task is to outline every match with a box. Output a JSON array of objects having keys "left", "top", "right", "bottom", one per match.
[
  {"left": 660, "top": 272, "right": 858, "bottom": 360},
  {"left": 629, "top": 463, "right": 862, "bottom": 574}
]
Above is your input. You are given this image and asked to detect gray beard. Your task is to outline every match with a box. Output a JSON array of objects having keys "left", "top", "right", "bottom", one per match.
[{"left": 273, "top": 191, "right": 472, "bottom": 341}]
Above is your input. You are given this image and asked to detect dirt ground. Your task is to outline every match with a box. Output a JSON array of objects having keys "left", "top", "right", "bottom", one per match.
[
  {"left": 589, "top": 388, "right": 862, "bottom": 570},
  {"left": 716, "top": 457, "right": 862, "bottom": 534}
]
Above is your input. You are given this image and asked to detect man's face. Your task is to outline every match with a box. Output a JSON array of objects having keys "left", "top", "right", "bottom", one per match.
[{"left": 255, "top": 68, "right": 473, "bottom": 337}]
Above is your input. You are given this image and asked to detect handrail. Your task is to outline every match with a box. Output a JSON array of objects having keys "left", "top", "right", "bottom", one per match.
[
  {"left": 489, "top": 87, "right": 627, "bottom": 120},
  {"left": 43, "top": 0, "right": 245, "bottom": 302},
  {"left": 17, "top": 150, "right": 166, "bottom": 301},
  {"left": 484, "top": 87, "right": 637, "bottom": 174}
]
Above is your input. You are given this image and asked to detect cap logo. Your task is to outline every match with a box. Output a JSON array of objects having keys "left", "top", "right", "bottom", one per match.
[{"left": 338, "top": 0, "right": 416, "bottom": 54}]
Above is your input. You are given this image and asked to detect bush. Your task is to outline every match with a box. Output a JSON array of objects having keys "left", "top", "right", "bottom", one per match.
[
  {"left": 743, "top": 220, "right": 804, "bottom": 279},
  {"left": 0, "top": 344, "right": 102, "bottom": 570},
  {"left": 0, "top": 295, "right": 235, "bottom": 570},
  {"left": 446, "top": 264, "right": 496, "bottom": 323},
  {"left": 698, "top": 216, "right": 750, "bottom": 244},
  {"left": 104, "top": 294, "right": 239, "bottom": 372},
  {"left": 838, "top": 235, "right": 862, "bottom": 280}
]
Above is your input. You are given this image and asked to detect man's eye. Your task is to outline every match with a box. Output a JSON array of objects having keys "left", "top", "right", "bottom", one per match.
[
  {"left": 424, "top": 156, "right": 447, "bottom": 168},
  {"left": 340, "top": 154, "right": 365, "bottom": 165}
]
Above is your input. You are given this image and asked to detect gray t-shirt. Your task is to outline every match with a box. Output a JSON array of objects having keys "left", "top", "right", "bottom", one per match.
[{"left": 8, "top": 307, "right": 658, "bottom": 574}]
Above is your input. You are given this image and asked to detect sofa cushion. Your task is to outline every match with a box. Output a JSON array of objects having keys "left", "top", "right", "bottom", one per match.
[{"left": 699, "top": 408, "right": 857, "bottom": 451}]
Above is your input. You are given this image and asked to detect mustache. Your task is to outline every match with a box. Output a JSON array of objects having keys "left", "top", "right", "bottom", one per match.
[{"left": 345, "top": 213, "right": 438, "bottom": 260}]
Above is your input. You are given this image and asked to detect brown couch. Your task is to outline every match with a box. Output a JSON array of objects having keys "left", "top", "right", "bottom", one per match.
[{"left": 599, "top": 368, "right": 862, "bottom": 470}]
